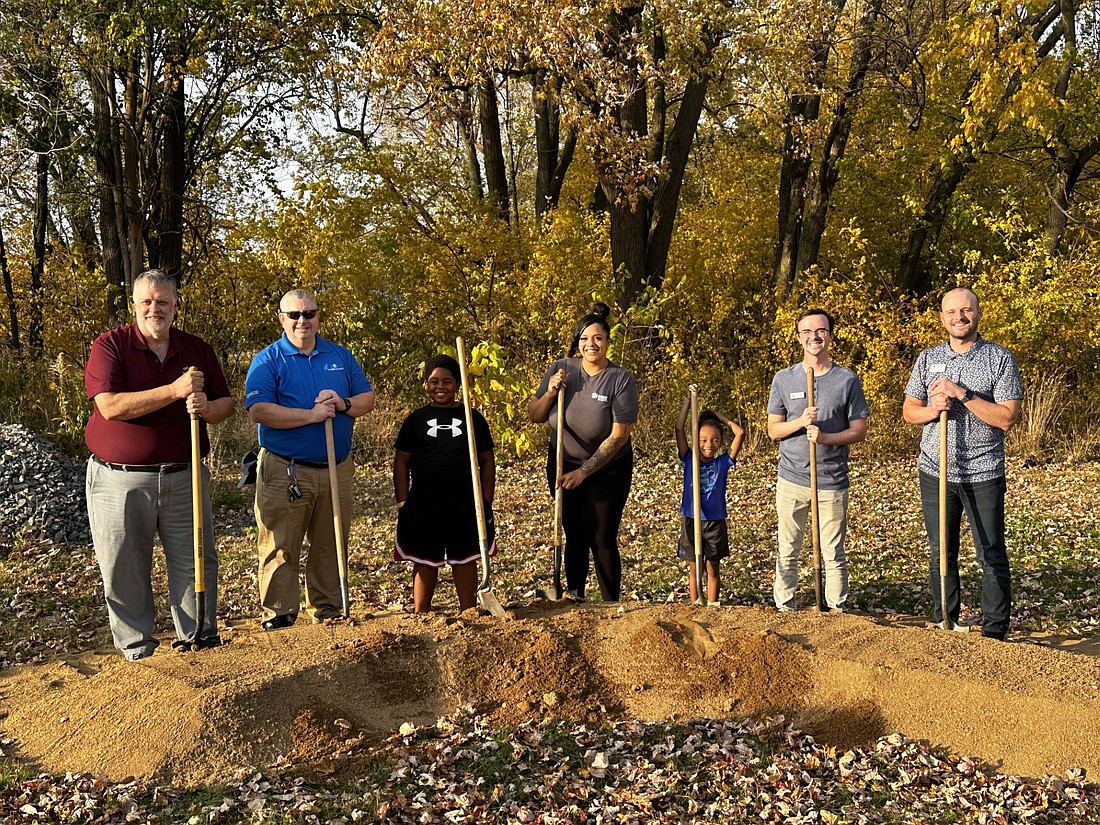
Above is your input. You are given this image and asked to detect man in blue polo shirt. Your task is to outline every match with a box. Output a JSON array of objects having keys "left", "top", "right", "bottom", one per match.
[
  {"left": 245, "top": 289, "right": 374, "bottom": 629},
  {"left": 903, "top": 287, "right": 1022, "bottom": 640}
]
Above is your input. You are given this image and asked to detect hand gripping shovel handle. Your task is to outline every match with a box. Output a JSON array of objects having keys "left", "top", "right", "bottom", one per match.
[
  {"left": 325, "top": 418, "right": 351, "bottom": 619},
  {"left": 457, "top": 337, "right": 506, "bottom": 617},
  {"left": 690, "top": 387, "right": 706, "bottom": 606},
  {"left": 806, "top": 366, "right": 823, "bottom": 612}
]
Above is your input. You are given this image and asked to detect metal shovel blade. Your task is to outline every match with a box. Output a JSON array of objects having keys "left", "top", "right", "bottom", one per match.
[
  {"left": 477, "top": 539, "right": 506, "bottom": 617},
  {"left": 925, "top": 619, "right": 973, "bottom": 633},
  {"left": 478, "top": 587, "right": 506, "bottom": 617},
  {"left": 535, "top": 545, "right": 564, "bottom": 601}
]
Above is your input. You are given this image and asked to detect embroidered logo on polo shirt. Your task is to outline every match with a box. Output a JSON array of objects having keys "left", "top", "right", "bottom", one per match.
[
  {"left": 591, "top": 392, "right": 608, "bottom": 402},
  {"left": 427, "top": 418, "right": 463, "bottom": 437},
  {"left": 323, "top": 363, "right": 346, "bottom": 371}
]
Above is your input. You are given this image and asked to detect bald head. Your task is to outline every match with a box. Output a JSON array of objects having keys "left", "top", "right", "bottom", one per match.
[
  {"left": 279, "top": 288, "right": 316, "bottom": 311},
  {"left": 940, "top": 287, "right": 981, "bottom": 346},
  {"left": 941, "top": 287, "right": 980, "bottom": 313}
]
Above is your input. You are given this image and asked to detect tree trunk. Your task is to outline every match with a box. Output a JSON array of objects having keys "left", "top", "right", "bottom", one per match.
[
  {"left": 456, "top": 90, "right": 484, "bottom": 200},
  {"left": 644, "top": 73, "right": 709, "bottom": 296},
  {"left": 1042, "top": 0, "right": 1100, "bottom": 255},
  {"left": 89, "top": 65, "right": 129, "bottom": 324},
  {"left": 896, "top": 1, "right": 1062, "bottom": 291},
  {"left": 1046, "top": 143, "right": 1073, "bottom": 254},
  {"left": 533, "top": 77, "right": 578, "bottom": 226},
  {"left": 591, "top": 5, "right": 715, "bottom": 310},
  {"left": 1045, "top": 139, "right": 1100, "bottom": 254},
  {"left": 55, "top": 159, "right": 102, "bottom": 278},
  {"left": 478, "top": 78, "right": 510, "bottom": 222},
  {"left": 28, "top": 149, "right": 48, "bottom": 355},
  {"left": 772, "top": 106, "right": 814, "bottom": 299},
  {"left": 895, "top": 154, "right": 973, "bottom": 294},
  {"left": 771, "top": 0, "right": 847, "bottom": 297},
  {"left": 603, "top": 32, "right": 650, "bottom": 309},
  {"left": 123, "top": 58, "right": 144, "bottom": 287},
  {"left": 151, "top": 56, "right": 187, "bottom": 283},
  {"left": 798, "top": 0, "right": 882, "bottom": 273},
  {"left": 0, "top": 220, "right": 19, "bottom": 351}
]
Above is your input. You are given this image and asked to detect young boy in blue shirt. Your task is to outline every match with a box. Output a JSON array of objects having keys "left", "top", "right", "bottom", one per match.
[{"left": 674, "top": 385, "right": 744, "bottom": 603}]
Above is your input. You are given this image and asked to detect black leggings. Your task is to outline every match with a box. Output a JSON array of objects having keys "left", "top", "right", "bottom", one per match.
[{"left": 547, "top": 447, "right": 633, "bottom": 600}]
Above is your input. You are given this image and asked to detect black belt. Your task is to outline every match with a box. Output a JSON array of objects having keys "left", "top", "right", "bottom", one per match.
[
  {"left": 263, "top": 449, "right": 344, "bottom": 470},
  {"left": 92, "top": 455, "right": 190, "bottom": 473}
]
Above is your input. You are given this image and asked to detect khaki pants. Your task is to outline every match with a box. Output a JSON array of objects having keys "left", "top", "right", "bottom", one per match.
[
  {"left": 255, "top": 449, "right": 354, "bottom": 621},
  {"left": 773, "top": 476, "right": 849, "bottom": 611}
]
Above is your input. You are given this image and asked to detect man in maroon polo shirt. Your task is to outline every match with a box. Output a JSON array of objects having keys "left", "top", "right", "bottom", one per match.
[{"left": 84, "top": 269, "right": 235, "bottom": 660}]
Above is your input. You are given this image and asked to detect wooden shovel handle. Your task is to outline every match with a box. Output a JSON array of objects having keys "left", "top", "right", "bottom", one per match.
[{"left": 806, "top": 365, "right": 822, "bottom": 611}]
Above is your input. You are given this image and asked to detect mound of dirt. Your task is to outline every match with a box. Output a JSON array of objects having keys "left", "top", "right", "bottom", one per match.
[{"left": 2, "top": 604, "right": 1099, "bottom": 786}]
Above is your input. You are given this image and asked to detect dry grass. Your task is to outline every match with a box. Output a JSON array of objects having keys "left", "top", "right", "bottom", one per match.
[{"left": 1008, "top": 371, "right": 1066, "bottom": 463}]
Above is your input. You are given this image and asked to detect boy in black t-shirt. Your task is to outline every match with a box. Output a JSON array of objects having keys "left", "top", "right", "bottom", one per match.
[{"left": 394, "top": 354, "right": 496, "bottom": 612}]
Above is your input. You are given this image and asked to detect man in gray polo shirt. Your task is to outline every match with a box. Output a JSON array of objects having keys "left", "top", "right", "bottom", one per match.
[
  {"left": 903, "top": 287, "right": 1022, "bottom": 640},
  {"left": 767, "top": 309, "right": 869, "bottom": 612}
]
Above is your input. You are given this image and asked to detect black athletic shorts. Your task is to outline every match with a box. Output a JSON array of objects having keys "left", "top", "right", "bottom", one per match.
[
  {"left": 676, "top": 516, "right": 730, "bottom": 562},
  {"left": 395, "top": 485, "right": 496, "bottom": 567}
]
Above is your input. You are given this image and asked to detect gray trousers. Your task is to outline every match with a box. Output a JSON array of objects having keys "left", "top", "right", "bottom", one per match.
[{"left": 86, "top": 458, "right": 218, "bottom": 660}]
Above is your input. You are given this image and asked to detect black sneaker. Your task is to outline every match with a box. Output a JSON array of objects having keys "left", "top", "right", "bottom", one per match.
[{"left": 262, "top": 614, "right": 296, "bottom": 631}]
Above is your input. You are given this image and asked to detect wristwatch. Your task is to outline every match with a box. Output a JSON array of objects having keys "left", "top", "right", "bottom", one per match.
[
  {"left": 962, "top": 388, "right": 974, "bottom": 403},
  {"left": 342, "top": 396, "right": 353, "bottom": 413}
]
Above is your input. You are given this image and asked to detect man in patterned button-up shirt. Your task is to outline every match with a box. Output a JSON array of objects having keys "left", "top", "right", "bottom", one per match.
[{"left": 903, "top": 288, "right": 1023, "bottom": 640}]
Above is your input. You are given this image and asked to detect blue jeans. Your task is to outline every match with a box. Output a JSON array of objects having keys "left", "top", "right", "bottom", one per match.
[{"left": 919, "top": 472, "right": 1011, "bottom": 638}]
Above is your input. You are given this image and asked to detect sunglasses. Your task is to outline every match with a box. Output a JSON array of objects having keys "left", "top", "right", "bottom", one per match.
[{"left": 280, "top": 309, "right": 318, "bottom": 320}]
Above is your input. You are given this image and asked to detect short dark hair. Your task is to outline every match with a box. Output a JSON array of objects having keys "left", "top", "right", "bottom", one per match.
[
  {"left": 422, "top": 354, "right": 462, "bottom": 384},
  {"left": 568, "top": 302, "right": 612, "bottom": 357},
  {"left": 795, "top": 308, "right": 834, "bottom": 334},
  {"left": 698, "top": 410, "right": 726, "bottom": 441}
]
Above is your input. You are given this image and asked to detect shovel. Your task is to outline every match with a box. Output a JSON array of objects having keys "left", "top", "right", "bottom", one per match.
[
  {"left": 805, "top": 366, "right": 824, "bottom": 612},
  {"left": 325, "top": 417, "right": 351, "bottom": 619},
  {"left": 177, "top": 368, "right": 217, "bottom": 650},
  {"left": 936, "top": 409, "right": 969, "bottom": 633},
  {"left": 690, "top": 386, "right": 707, "bottom": 606},
  {"left": 456, "top": 337, "right": 506, "bottom": 617},
  {"left": 536, "top": 379, "right": 567, "bottom": 601}
]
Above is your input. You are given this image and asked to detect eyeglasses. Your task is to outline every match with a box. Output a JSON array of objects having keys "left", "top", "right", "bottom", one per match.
[
  {"left": 280, "top": 309, "right": 318, "bottom": 320},
  {"left": 797, "top": 328, "right": 830, "bottom": 339}
]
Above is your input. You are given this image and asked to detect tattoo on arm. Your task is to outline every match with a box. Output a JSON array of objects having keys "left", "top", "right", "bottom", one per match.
[{"left": 580, "top": 434, "right": 626, "bottom": 477}]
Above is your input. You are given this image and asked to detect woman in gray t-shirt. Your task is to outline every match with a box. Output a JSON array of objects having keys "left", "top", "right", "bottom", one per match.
[{"left": 528, "top": 303, "right": 639, "bottom": 600}]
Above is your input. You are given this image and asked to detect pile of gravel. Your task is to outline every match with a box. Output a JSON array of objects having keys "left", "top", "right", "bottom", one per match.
[{"left": 0, "top": 424, "right": 90, "bottom": 545}]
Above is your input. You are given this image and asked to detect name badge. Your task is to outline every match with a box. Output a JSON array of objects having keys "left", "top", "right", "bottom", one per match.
[
  {"left": 790, "top": 391, "right": 805, "bottom": 399},
  {"left": 930, "top": 363, "right": 947, "bottom": 373}
]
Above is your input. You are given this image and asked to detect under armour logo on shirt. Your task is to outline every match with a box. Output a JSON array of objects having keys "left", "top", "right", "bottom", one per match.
[{"left": 427, "top": 418, "right": 464, "bottom": 437}]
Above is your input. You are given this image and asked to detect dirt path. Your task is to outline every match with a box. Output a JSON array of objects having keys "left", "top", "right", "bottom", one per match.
[{"left": 2, "top": 604, "right": 1098, "bottom": 787}]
